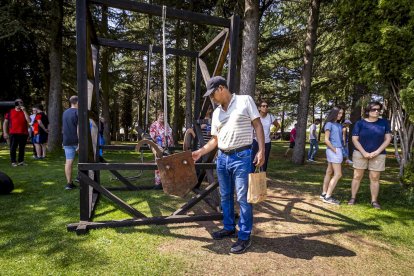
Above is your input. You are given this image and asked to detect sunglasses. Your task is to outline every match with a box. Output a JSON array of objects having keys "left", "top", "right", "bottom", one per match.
[{"left": 370, "top": 108, "right": 381, "bottom": 112}]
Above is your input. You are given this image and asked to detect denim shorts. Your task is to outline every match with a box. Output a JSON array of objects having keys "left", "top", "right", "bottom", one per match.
[
  {"left": 326, "top": 147, "right": 343, "bottom": 164},
  {"left": 64, "top": 145, "right": 77, "bottom": 160}
]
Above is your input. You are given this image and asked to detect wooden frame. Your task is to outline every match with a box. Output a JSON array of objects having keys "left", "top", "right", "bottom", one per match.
[{"left": 70, "top": 0, "right": 241, "bottom": 234}]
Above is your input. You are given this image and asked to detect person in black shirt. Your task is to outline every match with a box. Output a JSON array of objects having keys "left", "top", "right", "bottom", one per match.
[{"left": 62, "top": 96, "right": 79, "bottom": 190}]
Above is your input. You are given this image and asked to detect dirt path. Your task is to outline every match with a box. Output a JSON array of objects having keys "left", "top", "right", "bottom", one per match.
[{"left": 158, "top": 179, "right": 414, "bottom": 275}]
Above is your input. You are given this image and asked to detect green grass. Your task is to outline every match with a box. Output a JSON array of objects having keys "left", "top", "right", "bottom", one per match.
[{"left": 0, "top": 141, "right": 413, "bottom": 274}]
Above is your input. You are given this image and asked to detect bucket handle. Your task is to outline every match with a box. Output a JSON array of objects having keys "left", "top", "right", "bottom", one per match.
[{"left": 135, "top": 139, "right": 163, "bottom": 159}]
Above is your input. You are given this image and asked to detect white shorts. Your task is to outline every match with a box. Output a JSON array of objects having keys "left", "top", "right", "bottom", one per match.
[{"left": 326, "top": 147, "right": 343, "bottom": 164}]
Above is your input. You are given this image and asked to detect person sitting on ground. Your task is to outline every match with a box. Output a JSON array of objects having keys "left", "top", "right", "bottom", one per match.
[
  {"left": 321, "top": 106, "right": 345, "bottom": 205},
  {"left": 284, "top": 124, "right": 297, "bottom": 157},
  {"left": 149, "top": 111, "right": 173, "bottom": 190},
  {"left": 307, "top": 119, "right": 321, "bottom": 162},
  {"left": 342, "top": 119, "right": 353, "bottom": 165},
  {"left": 348, "top": 101, "right": 391, "bottom": 209},
  {"left": 33, "top": 104, "right": 49, "bottom": 159}
]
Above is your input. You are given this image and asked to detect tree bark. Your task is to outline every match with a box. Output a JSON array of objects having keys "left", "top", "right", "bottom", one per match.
[
  {"left": 239, "top": 0, "right": 260, "bottom": 97},
  {"left": 292, "top": 0, "right": 321, "bottom": 164},
  {"left": 47, "top": 0, "right": 63, "bottom": 152}
]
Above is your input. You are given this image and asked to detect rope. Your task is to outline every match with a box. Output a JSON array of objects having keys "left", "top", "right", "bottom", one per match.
[{"left": 162, "top": 5, "right": 169, "bottom": 148}]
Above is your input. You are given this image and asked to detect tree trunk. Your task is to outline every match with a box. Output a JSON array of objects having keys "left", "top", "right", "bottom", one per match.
[
  {"left": 239, "top": 0, "right": 260, "bottom": 97},
  {"left": 292, "top": 0, "right": 321, "bottom": 164},
  {"left": 348, "top": 84, "right": 365, "bottom": 160},
  {"left": 47, "top": 0, "right": 63, "bottom": 152},
  {"left": 101, "top": 6, "right": 111, "bottom": 144}
]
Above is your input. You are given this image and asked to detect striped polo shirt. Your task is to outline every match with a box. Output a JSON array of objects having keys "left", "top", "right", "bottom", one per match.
[{"left": 211, "top": 94, "right": 260, "bottom": 151}]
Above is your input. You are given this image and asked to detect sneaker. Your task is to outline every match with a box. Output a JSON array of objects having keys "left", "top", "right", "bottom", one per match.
[
  {"left": 323, "top": 196, "right": 340, "bottom": 205},
  {"left": 153, "top": 184, "right": 163, "bottom": 190},
  {"left": 65, "top": 183, "right": 77, "bottom": 190},
  {"left": 18, "top": 162, "right": 26, "bottom": 166},
  {"left": 319, "top": 193, "right": 326, "bottom": 199},
  {"left": 11, "top": 163, "right": 18, "bottom": 167},
  {"left": 307, "top": 159, "right": 315, "bottom": 162},
  {"left": 230, "top": 238, "right": 251, "bottom": 254},
  {"left": 371, "top": 201, "right": 381, "bottom": 209},
  {"left": 74, "top": 176, "right": 80, "bottom": 183},
  {"left": 212, "top": 228, "right": 236, "bottom": 240}
]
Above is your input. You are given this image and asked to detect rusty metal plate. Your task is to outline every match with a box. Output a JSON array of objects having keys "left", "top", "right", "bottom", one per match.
[{"left": 156, "top": 151, "right": 197, "bottom": 197}]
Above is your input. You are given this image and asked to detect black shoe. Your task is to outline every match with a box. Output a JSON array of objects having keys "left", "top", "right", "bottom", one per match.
[
  {"left": 65, "top": 183, "right": 77, "bottom": 190},
  {"left": 153, "top": 184, "right": 163, "bottom": 190},
  {"left": 212, "top": 229, "right": 236, "bottom": 240},
  {"left": 230, "top": 238, "right": 251, "bottom": 254},
  {"left": 74, "top": 176, "right": 80, "bottom": 183}
]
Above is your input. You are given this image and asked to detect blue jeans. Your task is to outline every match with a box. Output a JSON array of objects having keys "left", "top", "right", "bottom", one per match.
[
  {"left": 308, "top": 139, "right": 319, "bottom": 160},
  {"left": 216, "top": 148, "right": 253, "bottom": 241},
  {"left": 251, "top": 140, "right": 271, "bottom": 172}
]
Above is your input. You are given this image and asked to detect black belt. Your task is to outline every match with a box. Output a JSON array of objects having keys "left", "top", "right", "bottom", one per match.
[{"left": 220, "top": 145, "right": 251, "bottom": 155}]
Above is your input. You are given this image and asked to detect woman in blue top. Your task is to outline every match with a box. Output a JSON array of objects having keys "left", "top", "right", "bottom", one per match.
[
  {"left": 321, "top": 106, "right": 344, "bottom": 205},
  {"left": 348, "top": 102, "right": 391, "bottom": 209}
]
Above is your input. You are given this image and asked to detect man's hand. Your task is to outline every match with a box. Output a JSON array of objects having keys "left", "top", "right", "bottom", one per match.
[
  {"left": 369, "top": 150, "right": 381, "bottom": 159},
  {"left": 253, "top": 150, "right": 265, "bottom": 168},
  {"left": 192, "top": 150, "right": 202, "bottom": 162},
  {"left": 3, "top": 133, "right": 9, "bottom": 140},
  {"left": 362, "top": 151, "right": 371, "bottom": 159}
]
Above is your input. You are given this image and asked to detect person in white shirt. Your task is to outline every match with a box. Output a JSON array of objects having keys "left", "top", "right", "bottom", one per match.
[
  {"left": 307, "top": 119, "right": 321, "bottom": 162},
  {"left": 252, "top": 101, "right": 280, "bottom": 171},
  {"left": 192, "top": 76, "right": 265, "bottom": 254}
]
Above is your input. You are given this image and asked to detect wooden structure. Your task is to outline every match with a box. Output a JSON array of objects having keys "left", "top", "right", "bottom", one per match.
[{"left": 67, "top": 0, "right": 240, "bottom": 234}]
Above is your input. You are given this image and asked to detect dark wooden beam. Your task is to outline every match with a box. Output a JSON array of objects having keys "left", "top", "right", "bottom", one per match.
[
  {"left": 173, "top": 181, "right": 219, "bottom": 215},
  {"left": 90, "top": 0, "right": 230, "bottom": 27},
  {"left": 213, "top": 31, "right": 230, "bottom": 76},
  {"left": 98, "top": 38, "right": 199, "bottom": 58},
  {"left": 198, "top": 29, "right": 228, "bottom": 58},
  {"left": 67, "top": 213, "right": 223, "bottom": 232},
  {"left": 76, "top": 0, "right": 91, "bottom": 222},
  {"left": 198, "top": 58, "right": 211, "bottom": 85},
  {"left": 193, "top": 58, "right": 202, "bottom": 121},
  {"left": 78, "top": 162, "right": 217, "bottom": 171},
  {"left": 79, "top": 171, "right": 147, "bottom": 218},
  {"left": 227, "top": 15, "right": 240, "bottom": 93}
]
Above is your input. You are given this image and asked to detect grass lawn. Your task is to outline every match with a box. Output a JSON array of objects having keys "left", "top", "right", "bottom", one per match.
[{"left": 0, "top": 141, "right": 413, "bottom": 275}]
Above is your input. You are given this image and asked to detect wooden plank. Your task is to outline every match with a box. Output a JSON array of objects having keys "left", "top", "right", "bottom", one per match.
[
  {"left": 213, "top": 31, "right": 230, "bottom": 76},
  {"left": 173, "top": 181, "right": 219, "bottom": 215},
  {"left": 90, "top": 0, "right": 230, "bottom": 27},
  {"left": 100, "top": 145, "right": 182, "bottom": 151},
  {"left": 76, "top": 0, "right": 91, "bottom": 222},
  {"left": 78, "top": 162, "right": 216, "bottom": 171},
  {"left": 198, "top": 29, "right": 228, "bottom": 58},
  {"left": 198, "top": 58, "right": 211, "bottom": 85},
  {"left": 227, "top": 15, "right": 240, "bottom": 93},
  {"left": 79, "top": 171, "right": 147, "bottom": 218},
  {"left": 98, "top": 38, "right": 198, "bottom": 58},
  {"left": 67, "top": 213, "right": 223, "bottom": 232},
  {"left": 193, "top": 58, "right": 202, "bottom": 121}
]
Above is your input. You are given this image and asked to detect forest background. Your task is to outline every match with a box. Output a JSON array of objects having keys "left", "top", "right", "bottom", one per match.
[{"left": 0, "top": 0, "right": 413, "bottom": 187}]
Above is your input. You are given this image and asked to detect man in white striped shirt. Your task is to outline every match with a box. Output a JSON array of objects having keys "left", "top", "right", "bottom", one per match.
[{"left": 192, "top": 76, "right": 265, "bottom": 254}]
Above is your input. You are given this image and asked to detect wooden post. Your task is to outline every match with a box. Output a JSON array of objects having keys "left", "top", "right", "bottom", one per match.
[{"left": 227, "top": 15, "right": 240, "bottom": 93}]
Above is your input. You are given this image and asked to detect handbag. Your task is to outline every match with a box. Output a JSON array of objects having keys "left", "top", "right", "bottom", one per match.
[{"left": 247, "top": 167, "right": 267, "bottom": 204}]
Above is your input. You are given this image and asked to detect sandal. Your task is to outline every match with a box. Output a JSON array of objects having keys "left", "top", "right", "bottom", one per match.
[
  {"left": 348, "top": 198, "right": 356, "bottom": 205},
  {"left": 371, "top": 201, "right": 381, "bottom": 209}
]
